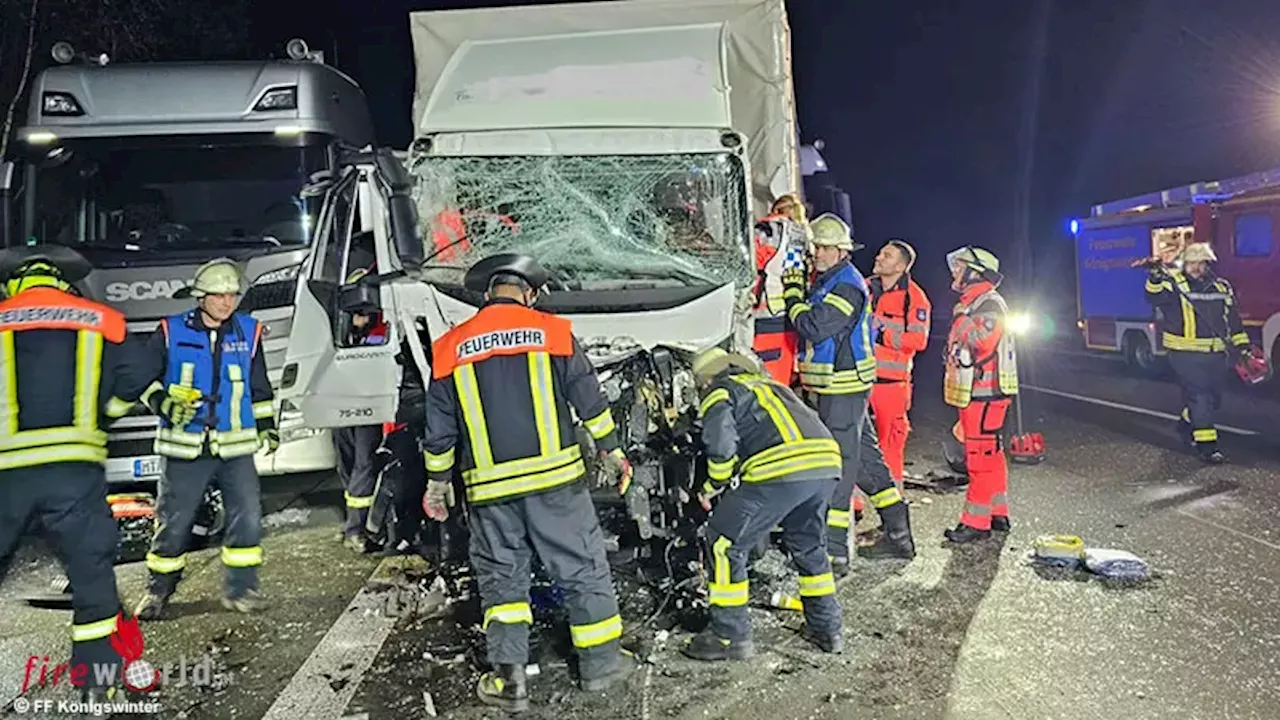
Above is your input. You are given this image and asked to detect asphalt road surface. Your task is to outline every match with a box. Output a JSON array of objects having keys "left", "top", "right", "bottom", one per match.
[{"left": 2, "top": 345, "right": 1279, "bottom": 720}]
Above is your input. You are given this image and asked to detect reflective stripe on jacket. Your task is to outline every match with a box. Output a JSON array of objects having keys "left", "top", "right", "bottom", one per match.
[
  {"left": 698, "top": 369, "right": 841, "bottom": 485},
  {"left": 870, "top": 275, "right": 931, "bottom": 381},
  {"left": 152, "top": 311, "right": 268, "bottom": 459},
  {"left": 789, "top": 260, "right": 877, "bottom": 395},
  {"left": 1144, "top": 269, "right": 1249, "bottom": 352},
  {"left": 422, "top": 298, "right": 620, "bottom": 506},
  {"left": 0, "top": 287, "right": 134, "bottom": 470},
  {"left": 943, "top": 282, "right": 1018, "bottom": 408}
]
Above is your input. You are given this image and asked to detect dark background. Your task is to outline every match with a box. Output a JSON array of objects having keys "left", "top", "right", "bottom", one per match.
[{"left": 8, "top": 0, "right": 1280, "bottom": 311}]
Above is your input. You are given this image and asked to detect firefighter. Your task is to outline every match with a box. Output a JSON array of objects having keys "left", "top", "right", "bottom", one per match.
[
  {"left": 752, "top": 193, "right": 811, "bottom": 385},
  {"left": 421, "top": 253, "right": 637, "bottom": 712},
  {"left": 333, "top": 267, "right": 389, "bottom": 552},
  {"left": 133, "top": 258, "right": 276, "bottom": 619},
  {"left": 783, "top": 214, "right": 916, "bottom": 574},
  {"left": 942, "top": 246, "right": 1019, "bottom": 543},
  {"left": 1145, "top": 242, "right": 1249, "bottom": 464},
  {"left": 683, "top": 347, "right": 843, "bottom": 661},
  {"left": 0, "top": 246, "right": 152, "bottom": 698},
  {"left": 868, "top": 239, "right": 931, "bottom": 489}
]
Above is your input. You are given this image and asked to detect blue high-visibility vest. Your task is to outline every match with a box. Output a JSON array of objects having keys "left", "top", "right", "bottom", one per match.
[
  {"left": 796, "top": 262, "right": 877, "bottom": 395},
  {"left": 154, "top": 311, "right": 261, "bottom": 459}
]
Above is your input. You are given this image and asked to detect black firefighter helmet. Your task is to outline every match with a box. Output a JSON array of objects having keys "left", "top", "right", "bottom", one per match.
[
  {"left": 463, "top": 252, "right": 550, "bottom": 294},
  {"left": 0, "top": 245, "right": 93, "bottom": 297}
]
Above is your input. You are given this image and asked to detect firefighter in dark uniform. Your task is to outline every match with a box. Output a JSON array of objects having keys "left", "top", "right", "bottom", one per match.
[
  {"left": 1145, "top": 242, "right": 1250, "bottom": 464},
  {"left": 0, "top": 246, "right": 151, "bottom": 697},
  {"left": 683, "top": 347, "right": 844, "bottom": 661},
  {"left": 783, "top": 214, "right": 915, "bottom": 574},
  {"left": 421, "top": 253, "right": 637, "bottom": 712},
  {"left": 133, "top": 258, "right": 277, "bottom": 619},
  {"left": 333, "top": 266, "right": 388, "bottom": 552}
]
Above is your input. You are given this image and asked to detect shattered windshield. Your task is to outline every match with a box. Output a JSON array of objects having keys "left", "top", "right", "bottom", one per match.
[
  {"left": 30, "top": 136, "right": 327, "bottom": 253},
  {"left": 411, "top": 153, "right": 752, "bottom": 288}
]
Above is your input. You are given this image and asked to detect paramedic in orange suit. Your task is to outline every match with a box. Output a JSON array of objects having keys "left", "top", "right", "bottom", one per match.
[
  {"left": 752, "top": 194, "right": 810, "bottom": 385},
  {"left": 868, "top": 239, "right": 931, "bottom": 489}
]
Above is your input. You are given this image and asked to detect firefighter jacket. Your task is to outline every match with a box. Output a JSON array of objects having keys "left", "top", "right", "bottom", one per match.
[
  {"left": 139, "top": 310, "right": 275, "bottom": 460},
  {"left": 943, "top": 281, "right": 1019, "bottom": 408},
  {"left": 0, "top": 287, "right": 151, "bottom": 471},
  {"left": 870, "top": 274, "right": 931, "bottom": 381},
  {"left": 1144, "top": 268, "right": 1249, "bottom": 353},
  {"left": 422, "top": 298, "right": 621, "bottom": 506},
  {"left": 698, "top": 368, "right": 842, "bottom": 486},
  {"left": 785, "top": 258, "right": 877, "bottom": 395}
]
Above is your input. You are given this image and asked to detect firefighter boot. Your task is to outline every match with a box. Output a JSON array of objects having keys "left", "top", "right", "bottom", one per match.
[
  {"left": 133, "top": 593, "right": 170, "bottom": 621},
  {"left": 581, "top": 648, "right": 639, "bottom": 692},
  {"left": 991, "top": 516, "right": 1012, "bottom": 532},
  {"left": 682, "top": 631, "right": 756, "bottom": 661},
  {"left": 944, "top": 523, "right": 991, "bottom": 544},
  {"left": 222, "top": 588, "right": 269, "bottom": 614},
  {"left": 858, "top": 503, "right": 915, "bottom": 560},
  {"left": 476, "top": 663, "right": 529, "bottom": 713},
  {"left": 800, "top": 626, "right": 844, "bottom": 654},
  {"left": 1198, "top": 443, "right": 1225, "bottom": 464}
]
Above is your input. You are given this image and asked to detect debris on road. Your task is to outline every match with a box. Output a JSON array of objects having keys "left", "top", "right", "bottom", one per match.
[
  {"left": 263, "top": 508, "right": 312, "bottom": 529},
  {"left": 1084, "top": 548, "right": 1150, "bottom": 581}
]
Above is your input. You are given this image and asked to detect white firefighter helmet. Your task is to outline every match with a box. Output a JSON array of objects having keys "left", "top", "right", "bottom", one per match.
[
  {"left": 691, "top": 347, "right": 761, "bottom": 386},
  {"left": 946, "top": 246, "right": 1000, "bottom": 274},
  {"left": 809, "top": 213, "right": 860, "bottom": 251},
  {"left": 1181, "top": 242, "right": 1217, "bottom": 263},
  {"left": 190, "top": 258, "right": 244, "bottom": 297}
]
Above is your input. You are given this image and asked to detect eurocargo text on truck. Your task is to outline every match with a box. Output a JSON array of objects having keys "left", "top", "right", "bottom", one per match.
[{"left": 1072, "top": 166, "right": 1280, "bottom": 378}]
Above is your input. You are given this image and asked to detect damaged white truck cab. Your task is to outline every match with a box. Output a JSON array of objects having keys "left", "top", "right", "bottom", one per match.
[{"left": 281, "top": 1, "right": 805, "bottom": 550}]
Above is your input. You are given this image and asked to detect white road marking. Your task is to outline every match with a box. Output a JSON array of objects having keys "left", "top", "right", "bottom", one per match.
[
  {"left": 261, "top": 557, "right": 401, "bottom": 720},
  {"left": 1021, "top": 384, "right": 1259, "bottom": 436},
  {"left": 1175, "top": 508, "right": 1280, "bottom": 553}
]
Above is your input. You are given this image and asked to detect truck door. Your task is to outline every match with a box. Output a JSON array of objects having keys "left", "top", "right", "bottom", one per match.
[{"left": 277, "top": 168, "right": 402, "bottom": 427}]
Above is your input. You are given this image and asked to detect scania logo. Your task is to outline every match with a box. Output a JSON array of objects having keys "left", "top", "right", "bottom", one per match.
[{"left": 104, "top": 279, "right": 192, "bottom": 302}]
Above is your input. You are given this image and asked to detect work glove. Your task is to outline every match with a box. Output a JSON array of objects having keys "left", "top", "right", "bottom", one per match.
[
  {"left": 423, "top": 479, "right": 456, "bottom": 522},
  {"left": 781, "top": 266, "right": 807, "bottom": 293},
  {"left": 147, "top": 390, "right": 198, "bottom": 427},
  {"left": 259, "top": 428, "right": 280, "bottom": 455},
  {"left": 697, "top": 480, "right": 727, "bottom": 513},
  {"left": 598, "top": 448, "right": 634, "bottom": 496}
]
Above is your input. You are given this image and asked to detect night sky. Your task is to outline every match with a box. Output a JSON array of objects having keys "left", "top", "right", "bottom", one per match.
[{"left": 257, "top": 0, "right": 1280, "bottom": 309}]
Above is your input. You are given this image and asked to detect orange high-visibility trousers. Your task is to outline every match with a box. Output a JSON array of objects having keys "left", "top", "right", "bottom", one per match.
[
  {"left": 870, "top": 381, "right": 912, "bottom": 485},
  {"left": 956, "top": 399, "right": 1011, "bottom": 531}
]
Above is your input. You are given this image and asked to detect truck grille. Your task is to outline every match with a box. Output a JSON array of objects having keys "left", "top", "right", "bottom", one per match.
[
  {"left": 108, "top": 438, "right": 155, "bottom": 457},
  {"left": 241, "top": 281, "right": 295, "bottom": 312}
]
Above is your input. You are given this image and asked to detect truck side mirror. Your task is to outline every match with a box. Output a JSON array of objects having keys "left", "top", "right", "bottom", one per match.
[{"left": 338, "top": 281, "right": 380, "bottom": 314}]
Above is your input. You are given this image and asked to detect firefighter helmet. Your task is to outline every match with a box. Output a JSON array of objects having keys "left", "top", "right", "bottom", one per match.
[
  {"left": 946, "top": 245, "right": 1002, "bottom": 288},
  {"left": 1181, "top": 242, "right": 1217, "bottom": 263},
  {"left": 190, "top": 258, "right": 244, "bottom": 297},
  {"left": 0, "top": 245, "right": 91, "bottom": 298},
  {"left": 463, "top": 253, "right": 550, "bottom": 294},
  {"left": 809, "top": 214, "right": 861, "bottom": 251},
  {"left": 691, "top": 347, "right": 761, "bottom": 386}
]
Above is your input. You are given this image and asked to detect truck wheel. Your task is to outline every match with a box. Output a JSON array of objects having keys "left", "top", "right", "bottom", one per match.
[{"left": 1122, "top": 331, "right": 1161, "bottom": 377}]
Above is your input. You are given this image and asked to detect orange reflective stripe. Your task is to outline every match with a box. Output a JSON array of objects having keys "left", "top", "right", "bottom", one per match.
[
  {"left": 431, "top": 304, "right": 574, "bottom": 379},
  {"left": 0, "top": 288, "right": 125, "bottom": 342}
]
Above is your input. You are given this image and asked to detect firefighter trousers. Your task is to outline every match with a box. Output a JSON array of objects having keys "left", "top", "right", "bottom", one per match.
[
  {"left": 0, "top": 464, "right": 123, "bottom": 680},
  {"left": 706, "top": 478, "right": 841, "bottom": 642},
  {"left": 957, "top": 399, "right": 1011, "bottom": 531},
  {"left": 468, "top": 481, "right": 624, "bottom": 681},
  {"left": 334, "top": 425, "right": 382, "bottom": 537},
  {"left": 870, "top": 380, "right": 912, "bottom": 487},
  {"left": 814, "top": 390, "right": 904, "bottom": 560},
  {"left": 1167, "top": 350, "right": 1227, "bottom": 452},
  {"left": 146, "top": 455, "right": 263, "bottom": 599}
]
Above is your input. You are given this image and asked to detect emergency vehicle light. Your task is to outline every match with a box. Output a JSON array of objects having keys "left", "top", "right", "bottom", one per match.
[
  {"left": 42, "top": 92, "right": 83, "bottom": 116},
  {"left": 254, "top": 86, "right": 298, "bottom": 112},
  {"left": 1007, "top": 311, "right": 1033, "bottom": 336},
  {"left": 1069, "top": 218, "right": 1079, "bottom": 235}
]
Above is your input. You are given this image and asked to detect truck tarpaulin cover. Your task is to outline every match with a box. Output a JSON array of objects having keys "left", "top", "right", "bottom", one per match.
[
  {"left": 1076, "top": 223, "right": 1155, "bottom": 319},
  {"left": 408, "top": 0, "right": 799, "bottom": 218}
]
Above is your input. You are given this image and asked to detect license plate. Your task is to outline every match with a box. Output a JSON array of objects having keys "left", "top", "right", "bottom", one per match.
[{"left": 132, "top": 457, "right": 162, "bottom": 478}]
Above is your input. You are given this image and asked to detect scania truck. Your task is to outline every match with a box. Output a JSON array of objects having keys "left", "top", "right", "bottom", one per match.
[{"left": 0, "top": 38, "right": 376, "bottom": 497}]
